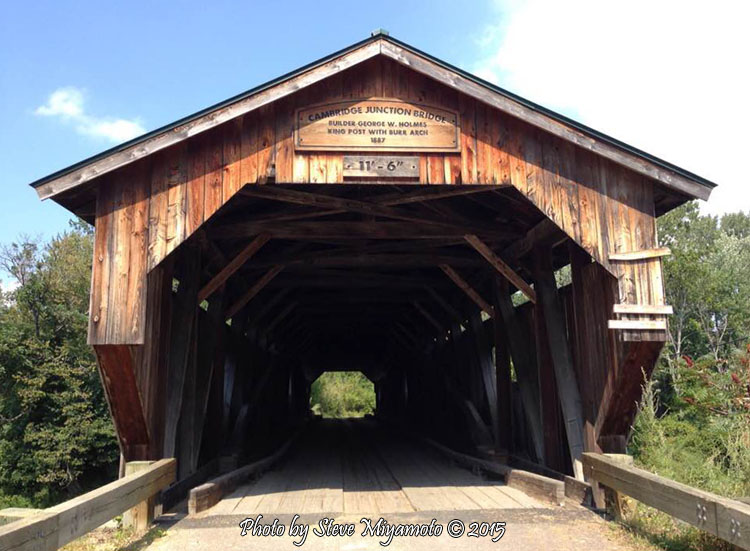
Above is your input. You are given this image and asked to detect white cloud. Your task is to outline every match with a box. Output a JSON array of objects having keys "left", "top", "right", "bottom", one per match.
[
  {"left": 35, "top": 87, "right": 145, "bottom": 143},
  {"left": 474, "top": 0, "right": 750, "bottom": 216},
  {"left": 35, "top": 87, "right": 85, "bottom": 118}
]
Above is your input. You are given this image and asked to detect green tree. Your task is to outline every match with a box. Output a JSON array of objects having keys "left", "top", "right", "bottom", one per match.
[
  {"left": 0, "top": 221, "right": 118, "bottom": 506},
  {"left": 659, "top": 203, "right": 750, "bottom": 366}
]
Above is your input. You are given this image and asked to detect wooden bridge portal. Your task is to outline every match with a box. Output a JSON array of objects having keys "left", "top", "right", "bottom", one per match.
[{"left": 30, "top": 32, "right": 715, "bottom": 493}]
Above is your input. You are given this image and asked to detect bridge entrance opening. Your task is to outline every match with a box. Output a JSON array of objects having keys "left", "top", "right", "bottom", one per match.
[{"left": 29, "top": 37, "right": 703, "bottom": 515}]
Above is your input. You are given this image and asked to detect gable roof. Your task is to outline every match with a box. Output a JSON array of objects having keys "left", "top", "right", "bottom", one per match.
[{"left": 30, "top": 31, "right": 716, "bottom": 202}]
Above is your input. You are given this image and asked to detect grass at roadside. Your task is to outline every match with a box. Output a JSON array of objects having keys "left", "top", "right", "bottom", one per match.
[{"left": 61, "top": 523, "right": 167, "bottom": 551}]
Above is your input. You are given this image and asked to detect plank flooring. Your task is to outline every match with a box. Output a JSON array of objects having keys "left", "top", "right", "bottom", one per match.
[{"left": 209, "top": 419, "right": 543, "bottom": 516}]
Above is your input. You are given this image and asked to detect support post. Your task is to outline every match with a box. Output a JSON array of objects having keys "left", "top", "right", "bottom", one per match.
[
  {"left": 495, "top": 279, "right": 544, "bottom": 462},
  {"left": 122, "top": 461, "right": 157, "bottom": 534},
  {"left": 534, "top": 249, "right": 586, "bottom": 480},
  {"left": 163, "top": 246, "right": 201, "bottom": 459},
  {"left": 492, "top": 277, "right": 513, "bottom": 453}
]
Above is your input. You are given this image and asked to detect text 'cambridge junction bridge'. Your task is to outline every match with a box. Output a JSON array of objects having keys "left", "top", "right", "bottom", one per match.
[{"left": 9, "top": 30, "right": 750, "bottom": 551}]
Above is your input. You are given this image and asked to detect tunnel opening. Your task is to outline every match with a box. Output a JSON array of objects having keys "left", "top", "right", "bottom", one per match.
[{"left": 309, "top": 371, "right": 376, "bottom": 419}]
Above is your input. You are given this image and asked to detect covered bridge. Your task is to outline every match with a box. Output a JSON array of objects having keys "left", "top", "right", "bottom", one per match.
[{"left": 31, "top": 32, "right": 714, "bottom": 488}]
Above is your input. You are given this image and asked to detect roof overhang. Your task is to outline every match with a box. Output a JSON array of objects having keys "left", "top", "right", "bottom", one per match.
[{"left": 30, "top": 32, "right": 716, "bottom": 203}]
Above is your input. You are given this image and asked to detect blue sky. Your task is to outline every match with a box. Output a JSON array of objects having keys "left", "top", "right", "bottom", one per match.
[{"left": 1, "top": 0, "right": 748, "bottom": 272}]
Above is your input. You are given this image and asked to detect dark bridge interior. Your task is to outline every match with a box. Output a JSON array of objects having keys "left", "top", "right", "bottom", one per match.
[{"left": 169, "top": 183, "right": 587, "bottom": 483}]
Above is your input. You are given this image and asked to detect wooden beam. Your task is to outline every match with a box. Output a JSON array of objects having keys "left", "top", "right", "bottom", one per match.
[
  {"left": 216, "top": 221, "right": 512, "bottom": 241},
  {"left": 263, "top": 301, "right": 298, "bottom": 336},
  {"left": 424, "top": 286, "right": 467, "bottom": 326},
  {"left": 163, "top": 248, "right": 201, "bottom": 460},
  {"left": 412, "top": 301, "right": 445, "bottom": 334},
  {"left": 197, "top": 234, "right": 270, "bottom": 302},
  {"left": 492, "top": 277, "right": 513, "bottom": 453},
  {"left": 246, "top": 288, "right": 291, "bottom": 327},
  {"left": 469, "top": 312, "right": 499, "bottom": 449},
  {"left": 0, "top": 459, "right": 176, "bottom": 551},
  {"left": 183, "top": 295, "right": 226, "bottom": 477},
  {"left": 92, "top": 345, "right": 150, "bottom": 460},
  {"left": 226, "top": 265, "right": 284, "bottom": 319},
  {"left": 502, "top": 219, "right": 563, "bottom": 261},
  {"left": 608, "top": 319, "right": 668, "bottom": 330},
  {"left": 613, "top": 304, "right": 673, "bottom": 315},
  {"left": 464, "top": 234, "right": 536, "bottom": 303},
  {"left": 239, "top": 239, "right": 465, "bottom": 266},
  {"left": 375, "top": 186, "right": 494, "bottom": 205},
  {"left": 583, "top": 453, "right": 750, "bottom": 550},
  {"left": 236, "top": 187, "right": 495, "bottom": 225},
  {"left": 438, "top": 264, "right": 494, "bottom": 318},
  {"left": 495, "top": 278, "right": 543, "bottom": 462},
  {"left": 246, "top": 252, "right": 484, "bottom": 269},
  {"left": 609, "top": 247, "right": 671, "bottom": 261},
  {"left": 534, "top": 250, "right": 586, "bottom": 480},
  {"left": 239, "top": 185, "right": 499, "bottom": 234}
]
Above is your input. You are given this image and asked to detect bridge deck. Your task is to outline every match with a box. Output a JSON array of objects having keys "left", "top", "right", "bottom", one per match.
[
  {"left": 209, "top": 419, "right": 541, "bottom": 516},
  {"left": 141, "top": 420, "right": 652, "bottom": 550}
]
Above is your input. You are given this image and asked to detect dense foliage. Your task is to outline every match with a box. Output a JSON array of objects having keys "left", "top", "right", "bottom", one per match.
[
  {"left": 627, "top": 203, "right": 750, "bottom": 550},
  {"left": 0, "top": 221, "right": 118, "bottom": 508},
  {"left": 309, "top": 371, "right": 376, "bottom": 418}
]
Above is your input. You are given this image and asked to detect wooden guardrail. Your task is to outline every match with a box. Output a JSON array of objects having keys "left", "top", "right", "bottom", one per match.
[
  {"left": 0, "top": 458, "right": 175, "bottom": 551},
  {"left": 416, "top": 433, "right": 566, "bottom": 505},
  {"left": 189, "top": 430, "right": 302, "bottom": 514},
  {"left": 583, "top": 452, "right": 750, "bottom": 550}
]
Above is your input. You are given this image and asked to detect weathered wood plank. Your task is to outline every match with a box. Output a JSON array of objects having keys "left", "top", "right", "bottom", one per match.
[
  {"left": 93, "top": 345, "right": 150, "bottom": 460},
  {"left": 583, "top": 453, "right": 750, "bottom": 550},
  {"left": 535, "top": 250, "right": 586, "bottom": 479},
  {"left": 148, "top": 155, "right": 169, "bottom": 271},
  {"left": 609, "top": 247, "right": 671, "bottom": 261},
  {"left": 608, "top": 319, "right": 668, "bottom": 330},
  {"left": 438, "top": 264, "right": 494, "bottom": 318},
  {"left": 217, "top": 221, "right": 512, "bottom": 241},
  {"left": 185, "top": 136, "right": 206, "bottom": 238},
  {"left": 493, "top": 277, "right": 513, "bottom": 453},
  {"left": 613, "top": 304, "right": 673, "bottom": 315},
  {"left": 464, "top": 234, "right": 536, "bottom": 303},
  {"left": 0, "top": 459, "right": 175, "bottom": 551},
  {"left": 226, "top": 265, "right": 285, "bottom": 320},
  {"left": 223, "top": 118, "right": 243, "bottom": 200},
  {"left": 197, "top": 234, "right": 271, "bottom": 302},
  {"left": 163, "top": 247, "right": 201, "bottom": 459},
  {"left": 203, "top": 129, "right": 224, "bottom": 220},
  {"left": 165, "top": 144, "right": 188, "bottom": 256}
]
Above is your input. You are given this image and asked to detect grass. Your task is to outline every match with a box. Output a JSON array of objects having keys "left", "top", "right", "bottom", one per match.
[
  {"left": 615, "top": 500, "right": 736, "bottom": 551},
  {"left": 309, "top": 371, "right": 375, "bottom": 418},
  {"left": 61, "top": 522, "right": 167, "bottom": 551},
  {"left": 615, "top": 365, "right": 750, "bottom": 551}
]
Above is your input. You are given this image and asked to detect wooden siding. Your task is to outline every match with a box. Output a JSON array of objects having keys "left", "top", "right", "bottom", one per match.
[{"left": 88, "top": 56, "right": 664, "bottom": 346}]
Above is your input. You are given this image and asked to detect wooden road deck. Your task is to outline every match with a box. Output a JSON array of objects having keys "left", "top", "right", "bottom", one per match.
[{"left": 208, "top": 419, "right": 541, "bottom": 516}]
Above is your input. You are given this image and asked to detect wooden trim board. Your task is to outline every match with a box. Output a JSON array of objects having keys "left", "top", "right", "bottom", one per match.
[
  {"left": 0, "top": 459, "right": 175, "bottom": 551},
  {"left": 609, "top": 247, "right": 671, "bottom": 261},
  {"left": 613, "top": 304, "right": 673, "bottom": 315},
  {"left": 188, "top": 429, "right": 303, "bottom": 514},
  {"left": 608, "top": 320, "right": 667, "bottom": 331}
]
